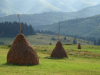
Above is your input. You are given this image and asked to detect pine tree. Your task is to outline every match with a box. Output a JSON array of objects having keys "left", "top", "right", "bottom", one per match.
[
  {"left": 64, "top": 37, "right": 66, "bottom": 40},
  {"left": 94, "top": 40, "right": 96, "bottom": 45},
  {"left": 97, "top": 39, "right": 100, "bottom": 45},
  {"left": 73, "top": 38, "right": 77, "bottom": 44}
]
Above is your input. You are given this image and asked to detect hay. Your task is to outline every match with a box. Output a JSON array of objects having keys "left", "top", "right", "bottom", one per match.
[
  {"left": 7, "top": 33, "right": 39, "bottom": 65},
  {"left": 51, "top": 41, "right": 68, "bottom": 58},
  {"left": 78, "top": 43, "right": 81, "bottom": 49}
]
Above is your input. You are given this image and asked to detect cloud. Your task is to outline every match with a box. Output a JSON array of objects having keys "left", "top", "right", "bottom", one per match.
[
  {"left": 60, "top": 2, "right": 77, "bottom": 11},
  {"left": 1, "top": 0, "right": 100, "bottom": 15},
  {"left": 82, "top": 0, "right": 100, "bottom": 6}
]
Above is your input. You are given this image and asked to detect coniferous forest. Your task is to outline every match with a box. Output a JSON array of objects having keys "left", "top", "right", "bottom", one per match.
[
  {"left": 0, "top": 21, "right": 100, "bottom": 45},
  {"left": 0, "top": 21, "right": 36, "bottom": 37}
]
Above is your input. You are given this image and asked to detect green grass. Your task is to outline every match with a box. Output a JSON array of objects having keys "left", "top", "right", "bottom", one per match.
[
  {"left": 0, "top": 33, "right": 94, "bottom": 45},
  {"left": 0, "top": 45, "right": 100, "bottom": 75}
]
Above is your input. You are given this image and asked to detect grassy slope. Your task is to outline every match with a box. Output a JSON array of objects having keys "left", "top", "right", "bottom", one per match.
[
  {"left": 0, "top": 33, "right": 93, "bottom": 45},
  {"left": 34, "top": 15, "right": 100, "bottom": 38},
  {"left": 0, "top": 45, "right": 100, "bottom": 75}
]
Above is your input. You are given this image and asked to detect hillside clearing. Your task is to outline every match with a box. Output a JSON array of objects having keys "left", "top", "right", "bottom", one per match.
[{"left": 0, "top": 33, "right": 93, "bottom": 45}]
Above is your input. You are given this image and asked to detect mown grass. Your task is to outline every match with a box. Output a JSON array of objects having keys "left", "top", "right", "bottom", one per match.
[{"left": 0, "top": 45, "right": 100, "bottom": 75}]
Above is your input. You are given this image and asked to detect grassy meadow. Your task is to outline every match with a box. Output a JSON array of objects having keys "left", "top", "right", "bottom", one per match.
[
  {"left": 0, "top": 33, "right": 94, "bottom": 45},
  {"left": 0, "top": 44, "right": 100, "bottom": 75}
]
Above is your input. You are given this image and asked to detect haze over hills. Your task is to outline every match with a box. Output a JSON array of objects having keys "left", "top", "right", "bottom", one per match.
[
  {"left": 34, "top": 15, "right": 100, "bottom": 38},
  {"left": 1, "top": 3, "right": 100, "bottom": 26},
  {"left": 0, "top": 0, "right": 100, "bottom": 17},
  {"left": 1, "top": 0, "right": 100, "bottom": 38}
]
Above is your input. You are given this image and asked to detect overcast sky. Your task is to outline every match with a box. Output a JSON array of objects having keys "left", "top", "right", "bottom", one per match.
[
  {"left": 1, "top": 0, "right": 100, "bottom": 15},
  {"left": 10, "top": 0, "right": 100, "bottom": 11}
]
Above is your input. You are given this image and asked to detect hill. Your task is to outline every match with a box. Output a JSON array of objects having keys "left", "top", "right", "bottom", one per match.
[
  {"left": 0, "top": 12, "right": 75, "bottom": 26},
  {"left": 0, "top": 0, "right": 98, "bottom": 17},
  {"left": 34, "top": 14, "right": 100, "bottom": 38},
  {"left": 1, "top": 4, "right": 100, "bottom": 26},
  {"left": 0, "top": 0, "right": 75, "bottom": 16},
  {"left": 0, "top": 33, "right": 93, "bottom": 45}
]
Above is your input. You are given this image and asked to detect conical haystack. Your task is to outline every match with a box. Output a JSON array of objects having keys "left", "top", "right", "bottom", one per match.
[
  {"left": 78, "top": 43, "right": 81, "bottom": 49},
  {"left": 7, "top": 33, "right": 39, "bottom": 65},
  {"left": 51, "top": 41, "right": 68, "bottom": 58}
]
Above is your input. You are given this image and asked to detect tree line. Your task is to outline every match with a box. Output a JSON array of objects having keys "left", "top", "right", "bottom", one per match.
[
  {"left": 0, "top": 21, "right": 36, "bottom": 37},
  {"left": 94, "top": 39, "right": 100, "bottom": 45},
  {"left": 63, "top": 34, "right": 96, "bottom": 42},
  {"left": 37, "top": 30, "right": 100, "bottom": 45},
  {"left": 36, "top": 30, "right": 57, "bottom": 35},
  {"left": 36, "top": 30, "right": 98, "bottom": 45}
]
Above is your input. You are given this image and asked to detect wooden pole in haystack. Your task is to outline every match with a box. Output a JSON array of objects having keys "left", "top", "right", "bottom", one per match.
[
  {"left": 58, "top": 21, "right": 60, "bottom": 41},
  {"left": 7, "top": 14, "right": 39, "bottom": 65},
  {"left": 7, "top": 33, "right": 39, "bottom": 65},
  {"left": 18, "top": 14, "right": 22, "bottom": 33},
  {"left": 51, "top": 21, "right": 68, "bottom": 58}
]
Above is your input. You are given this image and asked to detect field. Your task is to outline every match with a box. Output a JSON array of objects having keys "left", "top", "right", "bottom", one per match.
[
  {"left": 0, "top": 33, "right": 94, "bottom": 45},
  {"left": 0, "top": 44, "right": 100, "bottom": 75}
]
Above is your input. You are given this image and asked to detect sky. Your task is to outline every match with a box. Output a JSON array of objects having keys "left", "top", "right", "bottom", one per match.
[
  {"left": 1, "top": 0, "right": 100, "bottom": 15},
  {"left": 12, "top": 0, "right": 100, "bottom": 11}
]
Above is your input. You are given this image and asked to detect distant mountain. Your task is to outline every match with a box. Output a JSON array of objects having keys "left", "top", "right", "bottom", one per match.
[
  {"left": 0, "top": 12, "right": 75, "bottom": 26},
  {"left": 1, "top": 1, "right": 100, "bottom": 38},
  {"left": 0, "top": 4, "right": 100, "bottom": 26},
  {"left": 0, "top": 10, "right": 7, "bottom": 17},
  {"left": 0, "top": 0, "right": 22, "bottom": 16},
  {"left": 0, "top": 0, "right": 100, "bottom": 17},
  {"left": 1, "top": 3, "right": 100, "bottom": 26},
  {"left": 0, "top": 0, "right": 75, "bottom": 17},
  {"left": 34, "top": 15, "right": 100, "bottom": 38},
  {"left": 75, "top": 4, "right": 100, "bottom": 17}
]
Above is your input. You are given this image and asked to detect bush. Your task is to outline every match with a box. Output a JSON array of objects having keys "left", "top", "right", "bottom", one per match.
[
  {"left": 51, "top": 37, "right": 56, "bottom": 41},
  {"left": 49, "top": 42, "right": 52, "bottom": 45},
  {"left": 37, "top": 37, "right": 43, "bottom": 39},
  {"left": 63, "top": 43, "right": 73, "bottom": 45},
  {"left": 8, "top": 44, "right": 11, "bottom": 47}
]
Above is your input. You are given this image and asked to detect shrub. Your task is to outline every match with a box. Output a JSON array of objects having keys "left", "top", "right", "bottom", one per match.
[
  {"left": 49, "top": 42, "right": 52, "bottom": 45},
  {"left": 8, "top": 44, "right": 11, "bottom": 47},
  {"left": 51, "top": 37, "right": 56, "bottom": 41}
]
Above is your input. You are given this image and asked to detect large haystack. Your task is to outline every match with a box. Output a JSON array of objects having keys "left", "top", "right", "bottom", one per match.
[
  {"left": 7, "top": 33, "right": 39, "bottom": 65},
  {"left": 78, "top": 43, "right": 81, "bottom": 49},
  {"left": 51, "top": 41, "right": 68, "bottom": 58}
]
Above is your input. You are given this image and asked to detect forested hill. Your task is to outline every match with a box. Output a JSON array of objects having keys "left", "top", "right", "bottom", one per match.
[
  {"left": 0, "top": 21, "right": 36, "bottom": 37},
  {"left": 1, "top": 4, "right": 100, "bottom": 27},
  {"left": 0, "top": 12, "right": 77, "bottom": 26},
  {"left": 34, "top": 14, "right": 100, "bottom": 38}
]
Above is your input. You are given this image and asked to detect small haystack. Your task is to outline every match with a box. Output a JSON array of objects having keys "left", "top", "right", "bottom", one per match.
[
  {"left": 78, "top": 43, "right": 81, "bottom": 49},
  {"left": 51, "top": 41, "right": 68, "bottom": 58},
  {"left": 7, "top": 33, "right": 39, "bottom": 65}
]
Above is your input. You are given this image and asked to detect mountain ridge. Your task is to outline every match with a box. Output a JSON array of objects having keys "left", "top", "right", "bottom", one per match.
[
  {"left": 34, "top": 15, "right": 100, "bottom": 38},
  {"left": 0, "top": 0, "right": 100, "bottom": 17},
  {"left": 0, "top": 3, "right": 100, "bottom": 25}
]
